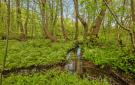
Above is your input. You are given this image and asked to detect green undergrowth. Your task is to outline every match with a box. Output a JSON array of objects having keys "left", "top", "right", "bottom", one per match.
[
  {"left": 84, "top": 43, "right": 135, "bottom": 74},
  {"left": 3, "top": 69, "right": 110, "bottom": 85},
  {"left": 0, "top": 40, "right": 73, "bottom": 71}
]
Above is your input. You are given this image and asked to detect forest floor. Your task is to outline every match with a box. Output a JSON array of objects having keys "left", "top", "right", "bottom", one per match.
[{"left": 0, "top": 40, "right": 135, "bottom": 85}]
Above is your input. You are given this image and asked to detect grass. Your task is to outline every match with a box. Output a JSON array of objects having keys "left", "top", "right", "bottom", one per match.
[
  {"left": 84, "top": 43, "right": 135, "bottom": 73},
  {"left": 3, "top": 69, "right": 110, "bottom": 85},
  {"left": 0, "top": 39, "right": 73, "bottom": 70}
]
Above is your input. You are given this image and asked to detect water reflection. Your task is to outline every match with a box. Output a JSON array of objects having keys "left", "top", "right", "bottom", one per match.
[{"left": 65, "top": 46, "right": 83, "bottom": 74}]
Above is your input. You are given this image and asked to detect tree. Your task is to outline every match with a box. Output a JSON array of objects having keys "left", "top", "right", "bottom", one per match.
[
  {"left": 24, "top": 0, "right": 30, "bottom": 39},
  {"left": 39, "top": 0, "right": 58, "bottom": 42},
  {"left": 16, "top": 0, "right": 26, "bottom": 40},
  {"left": 0, "top": 0, "right": 10, "bottom": 84},
  {"left": 91, "top": 0, "right": 111, "bottom": 38},
  {"left": 103, "top": 0, "right": 135, "bottom": 50},
  {"left": 74, "top": 0, "right": 88, "bottom": 39},
  {"left": 73, "top": 0, "right": 79, "bottom": 40},
  {"left": 130, "top": 0, "right": 135, "bottom": 50},
  {"left": 60, "top": 0, "right": 68, "bottom": 40}
]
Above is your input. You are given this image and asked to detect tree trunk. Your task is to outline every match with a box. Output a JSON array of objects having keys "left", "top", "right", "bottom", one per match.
[
  {"left": 60, "top": 0, "right": 68, "bottom": 40},
  {"left": 130, "top": 0, "right": 135, "bottom": 50},
  {"left": 16, "top": 0, "right": 26, "bottom": 40},
  {"left": 52, "top": 1, "right": 59, "bottom": 35},
  {"left": 91, "top": 0, "right": 111, "bottom": 38},
  {"left": 39, "top": 0, "right": 58, "bottom": 42},
  {"left": 0, "top": 0, "right": 1, "bottom": 7},
  {"left": 73, "top": 0, "right": 88, "bottom": 39},
  {"left": 24, "top": 0, "right": 30, "bottom": 39},
  {"left": 0, "top": 0, "right": 10, "bottom": 84},
  {"left": 73, "top": 0, "right": 79, "bottom": 40}
]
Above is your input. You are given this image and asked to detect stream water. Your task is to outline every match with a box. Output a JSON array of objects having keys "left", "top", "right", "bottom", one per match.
[
  {"left": 64, "top": 46, "right": 135, "bottom": 85},
  {"left": 65, "top": 46, "right": 83, "bottom": 74}
]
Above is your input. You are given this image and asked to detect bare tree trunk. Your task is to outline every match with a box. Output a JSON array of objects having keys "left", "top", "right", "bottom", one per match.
[
  {"left": 130, "top": 0, "right": 135, "bottom": 50},
  {"left": 39, "top": 0, "right": 58, "bottom": 42},
  {"left": 60, "top": 0, "right": 68, "bottom": 40},
  {"left": 52, "top": 1, "right": 59, "bottom": 35},
  {"left": 24, "top": 0, "right": 30, "bottom": 39},
  {"left": 73, "top": 0, "right": 79, "bottom": 40},
  {"left": 49, "top": 0, "right": 59, "bottom": 36},
  {"left": 73, "top": 0, "right": 88, "bottom": 39},
  {"left": 0, "top": 0, "right": 1, "bottom": 7},
  {"left": 0, "top": 0, "right": 10, "bottom": 84},
  {"left": 91, "top": 0, "right": 111, "bottom": 38},
  {"left": 16, "top": 0, "right": 26, "bottom": 40}
]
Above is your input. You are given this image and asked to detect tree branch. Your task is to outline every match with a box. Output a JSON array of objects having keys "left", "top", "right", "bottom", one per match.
[{"left": 103, "top": 0, "right": 131, "bottom": 32}]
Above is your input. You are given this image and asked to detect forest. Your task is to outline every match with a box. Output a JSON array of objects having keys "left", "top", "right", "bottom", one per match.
[{"left": 0, "top": 0, "right": 135, "bottom": 85}]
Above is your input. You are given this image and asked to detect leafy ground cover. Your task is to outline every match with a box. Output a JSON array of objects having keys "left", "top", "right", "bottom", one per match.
[
  {"left": 1, "top": 40, "right": 135, "bottom": 85},
  {"left": 0, "top": 40, "right": 73, "bottom": 70},
  {"left": 3, "top": 69, "right": 110, "bottom": 85},
  {"left": 84, "top": 44, "right": 135, "bottom": 74}
]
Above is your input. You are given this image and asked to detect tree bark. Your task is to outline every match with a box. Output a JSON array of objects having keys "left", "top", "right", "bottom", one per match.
[
  {"left": 130, "top": 0, "right": 135, "bottom": 50},
  {"left": 73, "top": 0, "right": 79, "bottom": 40},
  {"left": 0, "top": 0, "right": 10, "bottom": 84},
  {"left": 0, "top": 0, "right": 1, "bottom": 7},
  {"left": 60, "top": 0, "right": 68, "bottom": 40},
  {"left": 16, "top": 0, "right": 26, "bottom": 40},
  {"left": 24, "top": 0, "right": 30, "bottom": 39},
  {"left": 39, "top": 0, "right": 58, "bottom": 42},
  {"left": 91, "top": 0, "right": 111, "bottom": 38},
  {"left": 73, "top": 0, "right": 88, "bottom": 39}
]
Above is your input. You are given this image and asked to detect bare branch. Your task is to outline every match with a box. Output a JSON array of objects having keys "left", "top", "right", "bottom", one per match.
[{"left": 103, "top": 0, "right": 131, "bottom": 32}]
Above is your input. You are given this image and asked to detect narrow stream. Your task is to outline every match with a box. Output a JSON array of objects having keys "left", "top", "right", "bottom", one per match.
[
  {"left": 64, "top": 45, "right": 135, "bottom": 85},
  {"left": 65, "top": 45, "right": 83, "bottom": 74}
]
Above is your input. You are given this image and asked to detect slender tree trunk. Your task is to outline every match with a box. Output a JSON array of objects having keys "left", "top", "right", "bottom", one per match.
[
  {"left": 0, "top": 0, "right": 1, "bottom": 7},
  {"left": 39, "top": 0, "right": 58, "bottom": 42},
  {"left": 48, "top": 0, "right": 58, "bottom": 36},
  {"left": 60, "top": 0, "right": 68, "bottom": 40},
  {"left": 31, "top": 1, "right": 35, "bottom": 39},
  {"left": 0, "top": 0, "right": 10, "bottom": 84},
  {"left": 24, "top": 0, "right": 30, "bottom": 39},
  {"left": 73, "top": 0, "right": 88, "bottom": 39},
  {"left": 0, "top": 0, "right": 1, "bottom": 31},
  {"left": 49, "top": 0, "right": 54, "bottom": 35},
  {"left": 73, "top": 0, "right": 79, "bottom": 40},
  {"left": 91, "top": 0, "right": 111, "bottom": 38},
  {"left": 52, "top": 1, "right": 59, "bottom": 35},
  {"left": 16, "top": 0, "right": 25, "bottom": 40},
  {"left": 130, "top": 0, "right": 135, "bottom": 50}
]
